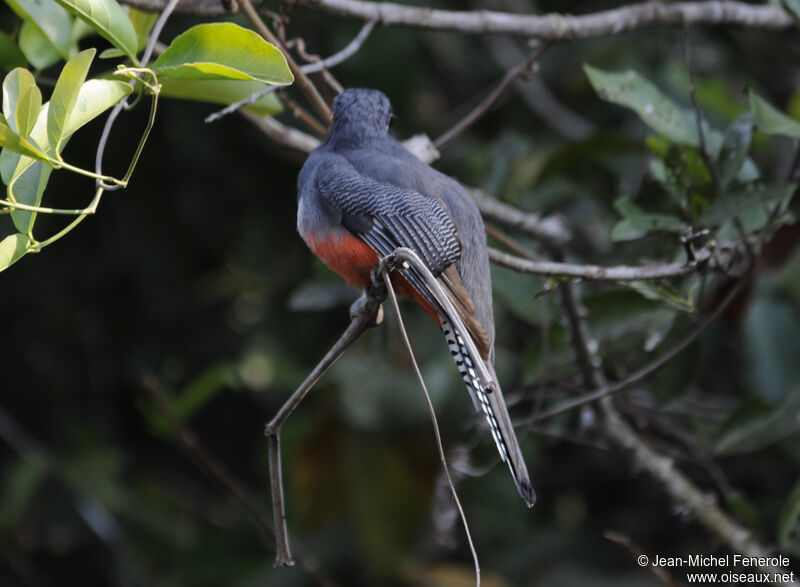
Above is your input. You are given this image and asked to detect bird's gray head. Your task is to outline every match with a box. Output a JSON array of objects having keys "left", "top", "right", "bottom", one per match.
[{"left": 330, "top": 89, "right": 392, "bottom": 143}]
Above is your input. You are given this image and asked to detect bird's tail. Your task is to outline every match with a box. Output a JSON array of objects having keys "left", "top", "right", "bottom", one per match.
[{"left": 441, "top": 316, "right": 536, "bottom": 507}]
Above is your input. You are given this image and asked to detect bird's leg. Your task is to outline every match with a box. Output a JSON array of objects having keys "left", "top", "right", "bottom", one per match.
[{"left": 264, "top": 267, "right": 388, "bottom": 567}]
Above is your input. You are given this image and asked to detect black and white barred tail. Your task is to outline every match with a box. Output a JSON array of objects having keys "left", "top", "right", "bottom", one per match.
[{"left": 440, "top": 317, "right": 536, "bottom": 507}]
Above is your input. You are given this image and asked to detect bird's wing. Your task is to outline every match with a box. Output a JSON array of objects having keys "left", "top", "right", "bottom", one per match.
[{"left": 315, "top": 156, "right": 491, "bottom": 358}]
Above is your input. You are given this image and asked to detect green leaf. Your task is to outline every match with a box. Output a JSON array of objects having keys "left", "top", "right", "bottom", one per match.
[
  {"left": 127, "top": 6, "right": 158, "bottom": 51},
  {"left": 53, "top": 0, "right": 138, "bottom": 60},
  {"left": 778, "top": 478, "right": 800, "bottom": 557},
  {"left": 159, "top": 78, "right": 283, "bottom": 116},
  {"left": 742, "top": 296, "right": 800, "bottom": 403},
  {"left": 153, "top": 23, "right": 293, "bottom": 85},
  {"left": 714, "top": 390, "right": 800, "bottom": 455},
  {"left": 2, "top": 68, "right": 42, "bottom": 138},
  {"left": 0, "top": 233, "right": 29, "bottom": 270},
  {"left": 0, "top": 31, "right": 28, "bottom": 70},
  {"left": 611, "top": 195, "right": 685, "bottom": 241},
  {"left": 48, "top": 48, "right": 94, "bottom": 155},
  {"left": 585, "top": 64, "right": 698, "bottom": 145},
  {"left": 63, "top": 79, "right": 133, "bottom": 137},
  {"left": 18, "top": 20, "right": 62, "bottom": 70},
  {"left": 5, "top": 0, "right": 73, "bottom": 58},
  {"left": 715, "top": 114, "right": 755, "bottom": 190},
  {"left": 662, "top": 144, "right": 713, "bottom": 217},
  {"left": 748, "top": 88, "right": 800, "bottom": 139},
  {"left": 0, "top": 115, "right": 49, "bottom": 160},
  {"left": 702, "top": 182, "right": 796, "bottom": 232},
  {"left": 623, "top": 280, "right": 695, "bottom": 313}
]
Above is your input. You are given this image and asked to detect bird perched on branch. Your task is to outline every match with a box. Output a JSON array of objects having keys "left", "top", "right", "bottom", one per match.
[{"left": 297, "top": 88, "right": 535, "bottom": 507}]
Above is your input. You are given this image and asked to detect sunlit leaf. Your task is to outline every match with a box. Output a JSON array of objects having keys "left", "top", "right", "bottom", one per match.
[
  {"left": 159, "top": 79, "right": 284, "bottom": 116},
  {"left": 0, "top": 31, "right": 28, "bottom": 70},
  {"left": 127, "top": 6, "right": 158, "bottom": 51},
  {"left": 48, "top": 48, "right": 94, "bottom": 155},
  {"left": 0, "top": 115, "right": 49, "bottom": 160},
  {"left": 0, "top": 233, "right": 29, "bottom": 271},
  {"left": 5, "top": 0, "right": 73, "bottom": 58},
  {"left": 63, "top": 79, "right": 133, "bottom": 137},
  {"left": 153, "top": 23, "right": 293, "bottom": 85},
  {"left": 53, "top": 0, "right": 138, "bottom": 60},
  {"left": 18, "top": 20, "right": 62, "bottom": 70},
  {"left": 748, "top": 88, "right": 800, "bottom": 139},
  {"left": 2, "top": 68, "right": 42, "bottom": 138}
]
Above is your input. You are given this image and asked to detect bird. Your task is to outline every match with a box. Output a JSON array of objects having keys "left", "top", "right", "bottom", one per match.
[{"left": 296, "top": 88, "right": 535, "bottom": 507}]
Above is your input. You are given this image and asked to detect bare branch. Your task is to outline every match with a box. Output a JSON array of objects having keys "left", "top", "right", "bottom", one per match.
[
  {"left": 238, "top": 0, "right": 333, "bottom": 125},
  {"left": 281, "top": 0, "right": 795, "bottom": 38},
  {"left": 488, "top": 245, "right": 713, "bottom": 281},
  {"left": 469, "top": 189, "right": 572, "bottom": 252},
  {"left": 605, "top": 531, "right": 681, "bottom": 587},
  {"left": 264, "top": 277, "right": 386, "bottom": 566},
  {"left": 119, "top": 0, "right": 796, "bottom": 37}
]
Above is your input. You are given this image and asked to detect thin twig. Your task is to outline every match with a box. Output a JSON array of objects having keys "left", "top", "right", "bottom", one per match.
[
  {"left": 604, "top": 531, "right": 680, "bottom": 587},
  {"left": 205, "top": 21, "right": 377, "bottom": 123},
  {"left": 238, "top": 0, "right": 333, "bottom": 124},
  {"left": 143, "top": 378, "right": 340, "bottom": 586},
  {"left": 520, "top": 272, "right": 750, "bottom": 425},
  {"left": 264, "top": 278, "right": 386, "bottom": 566},
  {"left": 281, "top": 92, "right": 330, "bottom": 136},
  {"left": 383, "top": 270, "right": 480, "bottom": 586},
  {"left": 434, "top": 48, "right": 545, "bottom": 150},
  {"left": 683, "top": 25, "right": 718, "bottom": 188}
]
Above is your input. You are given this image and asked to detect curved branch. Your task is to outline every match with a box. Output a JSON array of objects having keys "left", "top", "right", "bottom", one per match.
[
  {"left": 285, "top": 0, "right": 794, "bottom": 38},
  {"left": 118, "top": 0, "right": 795, "bottom": 38}
]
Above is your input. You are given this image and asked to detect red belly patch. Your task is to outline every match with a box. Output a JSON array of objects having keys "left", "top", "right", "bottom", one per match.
[{"left": 305, "top": 232, "right": 440, "bottom": 324}]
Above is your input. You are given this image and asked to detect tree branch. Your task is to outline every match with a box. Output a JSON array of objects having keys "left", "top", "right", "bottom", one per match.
[
  {"left": 118, "top": 0, "right": 796, "bottom": 37},
  {"left": 238, "top": 0, "right": 333, "bottom": 125},
  {"left": 282, "top": 0, "right": 795, "bottom": 38},
  {"left": 488, "top": 245, "right": 714, "bottom": 281}
]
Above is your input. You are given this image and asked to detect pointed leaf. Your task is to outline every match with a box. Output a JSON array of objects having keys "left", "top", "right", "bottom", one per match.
[
  {"left": 0, "top": 233, "right": 29, "bottom": 271},
  {"left": 0, "top": 115, "right": 49, "bottom": 161},
  {"left": 714, "top": 390, "right": 800, "bottom": 455},
  {"left": 5, "top": 0, "right": 73, "bottom": 58},
  {"left": 53, "top": 0, "right": 137, "bottom": 60},
  {"left": 153, "top": 23, "right": 293, "bottom": 85},
  {"left": 127, "top": 7, "right": 158, "bottom": 51},
  {"left": 159, "top": 79, "right": 283, "bottom": 116},
  {"left": 702, "top": 182, "right": 796, "bottom": 231},
  {"left": 64, "top": 79, "right": 133, "bottom": 137},
  {"left": 585, "top": 64, "right": 698, "bottom": 145},
  {"left": 748, "top": 88, "right": 800, "bottom": 139},
  {"left": 3, "top": 68, "right": 42, "bottom": 138},
  {"left": 18, "top": 20, "right": 62, "bottom": 70},
  {"left": 716, "top": 114, "right": 755, "bottom": 190},
  {"left": 48, "top": 48, "right": 94, "bottom": 155},
  {"left": 0, "top": 31, "right": 28, "bottom": 70},
  {"left": 611, "top": 195, "right": 685, "bottom": 241}
]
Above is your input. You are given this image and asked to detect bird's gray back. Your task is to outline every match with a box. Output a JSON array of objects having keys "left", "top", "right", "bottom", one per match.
[{"left": 337, "top": 138, "right": 496, "bottom": 352}]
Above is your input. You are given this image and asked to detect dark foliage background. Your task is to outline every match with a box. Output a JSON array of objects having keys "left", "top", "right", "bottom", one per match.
[{"left": 1, "top": 1, "right": 799, "bottom": 585}]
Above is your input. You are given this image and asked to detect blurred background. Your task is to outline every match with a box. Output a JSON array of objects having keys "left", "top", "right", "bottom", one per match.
[{"left": 1, "top": 0, "right": 799, "bottom": 585}]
